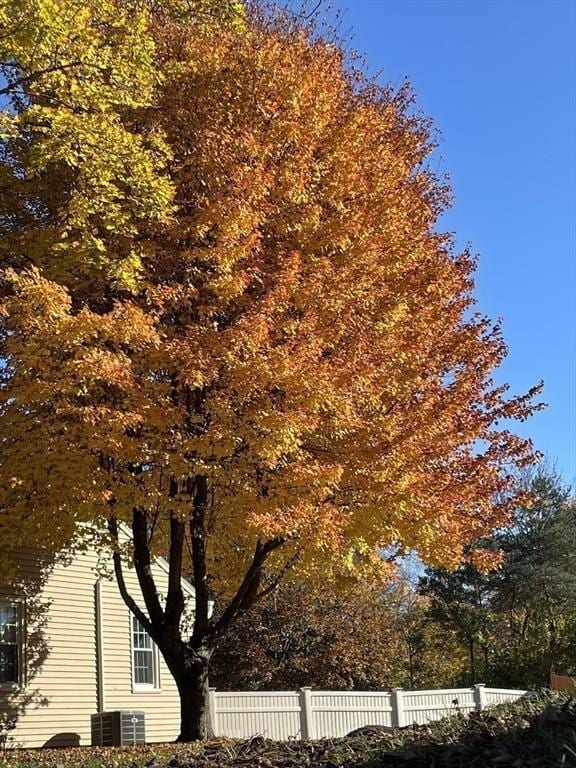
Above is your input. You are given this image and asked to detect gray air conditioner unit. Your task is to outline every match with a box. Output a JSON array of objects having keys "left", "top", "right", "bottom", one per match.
[{"left": 91, "top": 710, "right": 146, "bottom": 746}]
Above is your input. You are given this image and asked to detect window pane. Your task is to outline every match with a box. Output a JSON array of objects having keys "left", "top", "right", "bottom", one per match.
[
  {"left": 132, "top": 616, "right": 152, "bottom": 649},
  {"left": 131, "top": 616, "right": 155, "bottom": 686},
  {"left": 0, "top": 644, "right": 18, "bottom": 684},
  {"left": 134, "top": 650, "right": 154, "bottom": 685},
  {"left": 134, "top": 630, "right": 151, "bottom": 650},
  {"left": 0, "top": 605, "right": 16, "bottom": 624},
  {"left": 0, "top": 605, "right": 17, "bottom": 644}
]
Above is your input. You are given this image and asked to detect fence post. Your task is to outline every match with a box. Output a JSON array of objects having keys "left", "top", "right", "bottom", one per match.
[
  {"left": 299, "top": 687, "right": 314, "bottom": 740},
  {"left": 473, "top": 683, "right": 486, "bottom": 713},
  {"left": 391, "top": 688, "right": 405, "bottom": 728},
  {"left": 208, "top": 687, "right": 218, "bottom": 736}
]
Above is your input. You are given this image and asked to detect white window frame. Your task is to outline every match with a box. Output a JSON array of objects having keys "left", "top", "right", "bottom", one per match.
[
  {"left": 0, "top": 600, "right": 24, "bottom": 691},
  {"left": 130, "top": 614, "right": 160, "bottom": 693}
]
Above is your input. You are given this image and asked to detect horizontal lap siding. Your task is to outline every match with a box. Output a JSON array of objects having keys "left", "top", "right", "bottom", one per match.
[
  {"left": 2, "top": 545, "right": 192, "bottom": 748},
  {"left": 1, "top": 549, "right": 99, "bottom": 748},
  {"left": 100, "top": 566, "right": 184, "bottom": 744}
]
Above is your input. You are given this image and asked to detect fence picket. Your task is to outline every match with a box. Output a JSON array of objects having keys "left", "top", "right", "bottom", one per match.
[{"left": 208, "top": 685, "right": 530, "bottom": 740}]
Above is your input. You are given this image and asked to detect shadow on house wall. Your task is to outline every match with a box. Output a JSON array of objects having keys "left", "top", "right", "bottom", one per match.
[{"left": 0, "top": 548, "right": 61, "bottom": 749}]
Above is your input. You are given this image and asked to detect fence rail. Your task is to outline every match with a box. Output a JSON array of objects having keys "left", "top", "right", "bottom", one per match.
[{"left": 209, "top": 685, "right": 530, "bottom": 740}]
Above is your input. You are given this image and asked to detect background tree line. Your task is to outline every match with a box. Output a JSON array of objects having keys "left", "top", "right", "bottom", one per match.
[{"left": 212, "top": 467, "right": 576, "bottom": 691}]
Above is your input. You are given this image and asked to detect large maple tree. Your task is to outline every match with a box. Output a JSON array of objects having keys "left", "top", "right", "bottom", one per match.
[{"left": 1, "top": 2, "right": 541, "bottom": 740}]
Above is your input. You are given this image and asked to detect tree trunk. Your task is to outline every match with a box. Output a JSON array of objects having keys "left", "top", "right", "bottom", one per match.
[
  {"left": 408, "top": 642, "right": 415, "bottom": 689},
  {"left": 174, "top": 651, "right": 213, "bottom": 742},
  {"left": 110, "top": 508, "right": 284, "bottom": 742},
  {"left": 483, "top": 644, "right": 489, "bottom": 679},
  {"left": 469, "top": 637, "right": 477, "bottom": 685}
]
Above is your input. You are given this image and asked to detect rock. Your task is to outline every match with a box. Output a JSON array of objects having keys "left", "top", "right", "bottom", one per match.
[{"left": 346, "top": 724, "right": 397, "bottom": 738}]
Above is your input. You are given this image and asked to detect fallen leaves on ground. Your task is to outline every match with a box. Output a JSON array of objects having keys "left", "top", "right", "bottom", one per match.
[{"left": 1, "top": 694, "right": 575, "bottom": 768}]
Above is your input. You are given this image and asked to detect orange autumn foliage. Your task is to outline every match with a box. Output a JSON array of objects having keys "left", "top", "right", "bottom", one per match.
[{"left": 0, "top": 12, "right": 541, "bottom": 588}]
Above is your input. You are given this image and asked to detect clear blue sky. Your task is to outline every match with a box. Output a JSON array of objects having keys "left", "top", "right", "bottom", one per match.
[{"left": 320, "top": 0, "right": 576, "bottom": 483}]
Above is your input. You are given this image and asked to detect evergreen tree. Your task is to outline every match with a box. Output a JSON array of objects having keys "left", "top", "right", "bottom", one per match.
[
  {"left": 420, "top": 467, "right": 576, "bottom": 688},
  {"left": 491, "top": 468, "right": 576, "bottom": 685},
  {"left": 419, "top": 562, "right": 495, "bottom": 685}
]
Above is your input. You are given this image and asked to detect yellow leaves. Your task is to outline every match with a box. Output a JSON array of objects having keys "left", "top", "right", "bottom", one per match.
[
  {"left": 106, "top": 251, "right": 145, "bottom": 293},
  {"left": 4, "top": 267, "right": 72, "bottom": 324},
  {"left": 72, "top": 347, "right": 135, "bottom": 390},
  {"left": 1, "top": 0, "right": 157, "bottom": 105},
  {"left": 0, "top": 5, "right": 542, "bottom": 595},
  {"left": 27, "top": 108, "right": 174, "bottom": 230},
  {"left": 1, "top": 0, "right": 175, "bottom": 291},
  {"left": 156, "top": 0, "right": 245, "bottom": 26}
]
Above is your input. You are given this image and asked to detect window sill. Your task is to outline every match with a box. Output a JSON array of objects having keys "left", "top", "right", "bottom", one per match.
[
  {"left": 0, "top": 683, "right": 24, "bottom": 693},
  {"left": 132, "top": 685, "right": 162, "bottom": 694}
]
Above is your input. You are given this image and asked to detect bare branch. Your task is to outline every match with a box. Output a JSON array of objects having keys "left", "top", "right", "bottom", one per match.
[
  {"left": 107, "top": 516, "right": 155, "bottom": 638},
  {"left": 210, "top": 537, "right": 285, "bottom": 640}
]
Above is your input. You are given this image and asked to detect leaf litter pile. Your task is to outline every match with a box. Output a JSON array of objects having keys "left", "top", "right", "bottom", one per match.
[{"left": 2, "top": 694, "right": 575, "bottom": 768}]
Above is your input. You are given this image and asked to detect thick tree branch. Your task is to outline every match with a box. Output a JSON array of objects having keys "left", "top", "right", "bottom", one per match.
[
  {"left": 131, "top": 507, "right": 165, "bottom": 628},
  {"left": 107, "top": 516, "right": 155, "bottom": 638},
  {"left": 255, "top": 550, "right": 301, "bottom": 602},
  {"left": 211, "top": 537, "right": 285, "bottom": 640},
  {"left": 165, "top": 510, "right": 185, "bottom": 628},
  {"left": 191, "top": 475, "right": 210, "bottom": 645}
]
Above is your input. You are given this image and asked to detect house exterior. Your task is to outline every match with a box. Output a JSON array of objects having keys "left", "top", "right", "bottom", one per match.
[
  {"left": 0, "top": 540, "right": 195, "bottom": 748},
  {"left": 0, "top": 540, "right": 535, "bottom": 749}
]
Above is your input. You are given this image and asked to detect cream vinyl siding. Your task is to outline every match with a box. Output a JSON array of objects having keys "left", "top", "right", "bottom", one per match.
[
  {"left": 0, "top": 544, "right": 195, "bottom": 748},
  {"left": 99, "top": 571, "right": 186, "bottom": 743},
  {"left": 0, "top": 547, "right": 99, "bottom": 749}
]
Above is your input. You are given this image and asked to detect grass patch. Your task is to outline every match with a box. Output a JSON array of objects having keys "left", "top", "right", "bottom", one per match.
[{"left": 1, "top": 692, "right": 575, "bottom": 768}]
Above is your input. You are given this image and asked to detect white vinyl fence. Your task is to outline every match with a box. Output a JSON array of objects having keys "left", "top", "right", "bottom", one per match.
[{"left": 209, "top": 685, "right": 530, "bottom": 740}]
